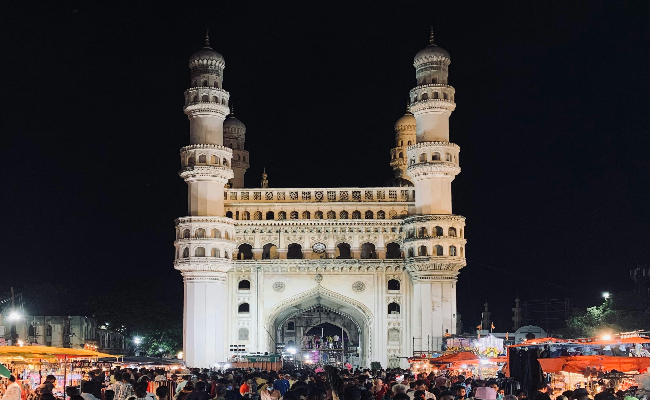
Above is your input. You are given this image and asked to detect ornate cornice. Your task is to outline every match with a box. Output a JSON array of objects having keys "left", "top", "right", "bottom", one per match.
[
  {"left": 174, "top": 258, "right": 233, "bottom": 273},
  {"left": 184, "top": 87, "right": 229, "bottom": 97},
  {"left": 179, "top": 165, "right": 234, "bottom": 181},
  {"left": 232, "top": 259, "right": 405, "bottom": 273},
  {"left": 176, "top": 216, "right": 235, "bottom": 225},
  {"left": 407, "top": 141, "right": 460, "bottom": 151},
  {"left": 183, "top": 102, "right": 230, "bottom": 117},
  {"left": 407, "top": 162, "right": 461, "bottom": 178},
  {"left": 410, "top": 99, "right": 456, "bottom": 114},
  {"left": 403, "top": 214, "right": 466, "bottom": 224},
  {"left": 180, "top": 144, "right": 233, "bottom": 154}
]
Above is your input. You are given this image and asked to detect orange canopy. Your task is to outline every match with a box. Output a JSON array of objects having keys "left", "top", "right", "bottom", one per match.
[
  {"left": 430, "top": 352, "right": 478, "bottom": 364},
  {"left": 510, "top": 336, "right": 650, "bottom": 348},
  {"left": 0, "top": 345, "right": 118, "bottom": 360},
  {"left": 538, "top": 356, "right": 650, "bottom": 373}
]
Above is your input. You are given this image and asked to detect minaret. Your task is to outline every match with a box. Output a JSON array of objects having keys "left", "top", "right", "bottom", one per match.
[
  {"left": 174, "top": 32, "right": 235, "bottom": 368},
  {"left": 390, "top": 105, "right": 416, "bottom": 184},
  {"left": 405, "top": 29, "right": 466, "bottom": 349},
  {"left": 407, "top": 28, "right": 459, "bottom": 215},
  {"left": 223, "top": 106, "right": 249, "bottom": 188}
]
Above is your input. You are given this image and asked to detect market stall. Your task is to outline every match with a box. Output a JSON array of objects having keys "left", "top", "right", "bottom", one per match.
[
  {"left": 507, "top": 336, "right": 650, "bottom": 396},
  {"left": 0, "top": 346, "right": 117, "bottom": 399}
]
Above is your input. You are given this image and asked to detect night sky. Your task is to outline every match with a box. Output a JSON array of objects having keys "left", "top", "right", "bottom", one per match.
[{"left": 2, "top": 2, "right": 648, "bottom": 331}]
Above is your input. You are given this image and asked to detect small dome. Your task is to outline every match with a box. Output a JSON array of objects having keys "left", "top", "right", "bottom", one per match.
[
  {"left": 414, "top": 43, "right": 450, "bottom": 63},
  {"left": 223, "top": 113, "right": 246, "bottom": 135},
  {"left": 189, "top": 34, "right": 224, "bottom": 69},
  {"left": 394, "top": 111, "right": 416, "bottom": 132}
]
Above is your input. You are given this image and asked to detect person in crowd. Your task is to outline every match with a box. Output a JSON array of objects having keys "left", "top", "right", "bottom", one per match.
[
  {"left": 186, "top": 382, "right": 210, "bottom": 400},
  {"left": 562, "top": 391, "right": 574, "bottom": 400},
  {"left": 240, "top": 379, "right": 253, "bottom": 398},
  {"left": 177, "top": 384, "right": 194, "bottom": 400},
  {"left": 213, "top": 387, "right": 227, "bottom": 400},
  {"left": 133, "top": 386, "right": 150, "bottom": 400},
  {"left": 530, "top": 384, "right": 551, "bottom": 400},
  {"left": 454, "top": 386, "right": 467, "bottom": 400},
  {"left": 36, "top": 375, "right": 57, "bottom": 399},
  {"left": 105, "top": 390, "right": 115, "bottom": 400},
  {"left": 572, "top": 389, "right": 589, "bottom": 400},
  {"left": 273, "top": 375, "right": 290, "bottom": 397},
  {"left": 155, "top": 386, "right": 169, "bottom": 400},
  {"left": 260, "top": 384, "right": 281, "bottom": 400},
  {"left": 109, "top": 372, "right": 135, "bottom": 400},
  {"left": 371, "top": 379, "right": 388, "bottom": 400},
  {"left": 66, "top": 387, "right": 79, "bottom": 400},
  {"left": 175, "top": 376, "right": 190, "bottom": 397},
  {"left": 515, "top": 390, "right": 528, "bottom": 400},
  {"left": 439, "top": 391, "right": 455, "bottom": 400},
  {"left": 81, "top": 381, "right": 101, "bottom": 400},
  {"left": 87, "top": 371, "right": 104, "bottom": 399},
  {"left": 408, "top": 381, "right": 435, "bottom": 400},
  {"left": 2, "top": 375, "right": 21, "bottom": 400}
]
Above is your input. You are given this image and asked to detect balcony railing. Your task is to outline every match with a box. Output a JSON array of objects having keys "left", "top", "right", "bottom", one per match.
[{"left": 225, "top": 187, "right": 415, "bottom": 203}]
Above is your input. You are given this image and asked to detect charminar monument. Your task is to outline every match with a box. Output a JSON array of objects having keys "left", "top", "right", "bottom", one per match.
[{"left": 174, "top": 30, "right": 466, "bottom": 368}]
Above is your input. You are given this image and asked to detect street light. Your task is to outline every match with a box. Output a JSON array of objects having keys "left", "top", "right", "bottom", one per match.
[
  {"left": 133, "top": 337, "right": 142, "bottom": 345},
  {"left": 7, "top": 311, "right": 21, "bottom": 321},
  {"left": 287, "top": 347, "right": 296, "bottom": 355},
  {"left": 602, "top": 292, "right": 610, "bottom": 299}
]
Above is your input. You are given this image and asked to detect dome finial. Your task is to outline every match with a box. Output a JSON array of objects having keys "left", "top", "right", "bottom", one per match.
[
  {"left": 204, "top": 28, "right": 210, "bottom": 47},
  {"left": 406, "top": 101, "right": 410, "bottom": 113},
  {"left": 230, "top": 101, "right": 234, "bottom": 115},
  {"left": 429, "top": 25, "right": 435, "bottom": 44},
  {"left": 261, "top": 168, "right": 268, "bottom": 188}
]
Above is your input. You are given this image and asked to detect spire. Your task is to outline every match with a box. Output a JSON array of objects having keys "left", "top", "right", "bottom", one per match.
[
  {"left": 261, "top": 168, "right": 268, "bottom": 188},
  {"left": 204, "top": 28, "right": 211, "bottom": 48},
  {"left": 230, "top": 102, "right": 234, "bottom": 115},
  {"left": 429, "top": 25, "right": 435, "bottom": 44},
  {"left": 406, "top": 101, "right": 411, "bottom": 114}
]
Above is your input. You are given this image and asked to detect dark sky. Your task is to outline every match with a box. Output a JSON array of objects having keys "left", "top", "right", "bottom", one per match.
[{"left": 1, "top": 1, "right": 648, "bottom": 331}]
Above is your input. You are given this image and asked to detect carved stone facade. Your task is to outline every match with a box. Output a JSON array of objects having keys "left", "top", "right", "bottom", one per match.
[{"left": 175, "top": 31, "right": 466, "bottom": 369}]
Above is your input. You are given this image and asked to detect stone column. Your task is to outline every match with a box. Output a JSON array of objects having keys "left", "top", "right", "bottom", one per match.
[
  {"left": 277, "top": 249, "right": 288, "bottom": 259},
  {"left": 252, "top": 249, "right": 263, "bottom": 260},
  {"left": 183, "top": 271, "right": 228, "bottom": 367}
]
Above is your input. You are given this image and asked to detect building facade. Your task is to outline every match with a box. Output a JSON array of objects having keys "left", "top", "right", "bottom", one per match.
[
  {"left": 0, "top": 314, "right": 127, "bottom": 354},
  {"left": 175, "top": 31, "right": 466, "bottom": 368}
]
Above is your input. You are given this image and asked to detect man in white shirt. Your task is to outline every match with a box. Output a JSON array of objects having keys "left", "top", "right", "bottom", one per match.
[
  {"left": 407, "top": 381, "right": 436, "bottom": 400},
  {"left": 2, "top": 376, "right": 21, "bottom": 400}
]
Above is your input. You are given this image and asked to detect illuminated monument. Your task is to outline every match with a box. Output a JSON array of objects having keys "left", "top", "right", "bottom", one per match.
[{"left": 174, "top": 30, "right": 466, "bottom": 368}]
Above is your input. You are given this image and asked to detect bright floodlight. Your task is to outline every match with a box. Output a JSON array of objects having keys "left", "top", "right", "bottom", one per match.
[
  {"left": 287, "top": 347, "right": 296, "bottom": 355},
  {"left": 133, "top": 337, "right": 142, "bottom": 345},
  {"left": 7, "top": 311, "right": 21, "bottom": 321},
  {"left": 304, "top": 354, "right": 310, "bottom": 359},
  {"left": 177, "top": 351, "right": 184, "bottom": 360},
  {"left": 601, "top": 334, "right": 612, "bottom": 340},
  {"left": 602, "top": 292, "right": 610, "bottom": 299}
]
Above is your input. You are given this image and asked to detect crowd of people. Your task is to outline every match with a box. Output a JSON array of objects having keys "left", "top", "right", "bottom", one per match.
[{"left": 1, "top": 366, "right": 646, "bottom": 400}]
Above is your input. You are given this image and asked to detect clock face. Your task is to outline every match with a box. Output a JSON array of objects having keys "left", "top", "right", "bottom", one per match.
[{"left": 312, "top": 243, "right": 326, "bottom": 254}]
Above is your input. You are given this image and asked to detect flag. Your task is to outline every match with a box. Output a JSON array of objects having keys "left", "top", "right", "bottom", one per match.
[
  {"left": 506, "top": 332, "right": 509, "bottom": 340},
  {"left": 476, "top": 324, "right": 481, "bottom": 330},
  {"left": 491, "top": 322, "right": 495, "bottom": 330}
]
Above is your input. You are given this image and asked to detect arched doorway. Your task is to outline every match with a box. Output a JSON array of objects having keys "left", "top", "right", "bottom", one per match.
[{"left": 267, "top": 286, "right": 372, "bottom": 368}]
